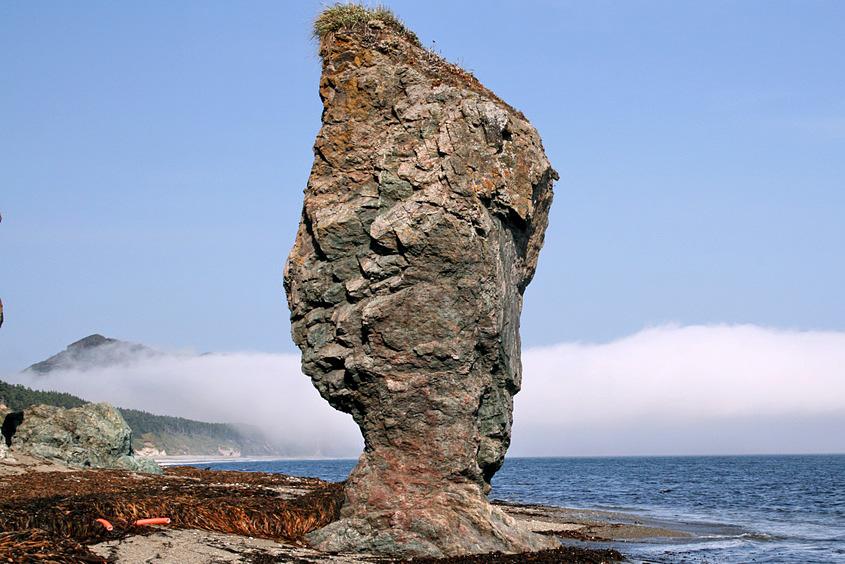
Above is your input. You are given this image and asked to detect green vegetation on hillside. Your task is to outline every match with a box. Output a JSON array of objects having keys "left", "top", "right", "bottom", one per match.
[
  {"left": 119, "top": 408, "right": 235, "bottom": 437},
  {"left": 119, "top": 408, "right": 276, "bottom": 454},
  {"left": 0, "top": 380, "right": 87, "bottom": 411}
]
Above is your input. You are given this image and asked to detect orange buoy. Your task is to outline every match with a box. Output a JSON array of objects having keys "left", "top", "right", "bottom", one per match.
[
  {"left": 133, "top": 517, "right": 171, "bottom": 526},
  {"left": 95, "top": 518, "right": 114, "bottom": 531}
]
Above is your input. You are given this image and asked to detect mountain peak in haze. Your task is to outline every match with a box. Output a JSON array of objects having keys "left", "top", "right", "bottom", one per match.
[{"left": 25, "top": 334, "right": 158, "bottom": 375}]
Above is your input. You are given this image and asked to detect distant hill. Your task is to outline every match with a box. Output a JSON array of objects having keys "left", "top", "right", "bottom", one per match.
[
  {"left": 25, "top": 334, "right": 159, "bottom": 375},
  {"left": 8, "top": 335, "right": 287, "bottom": 457}
]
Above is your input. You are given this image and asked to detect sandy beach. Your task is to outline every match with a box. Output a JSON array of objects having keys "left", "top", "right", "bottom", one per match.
[{"left": 153, "top": 455, "right": 334, "bottom": 467}]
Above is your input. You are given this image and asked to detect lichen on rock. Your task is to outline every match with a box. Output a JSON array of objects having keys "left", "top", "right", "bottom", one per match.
[{"left": 284, "top": 6, "right": 557, "bottom": 558}]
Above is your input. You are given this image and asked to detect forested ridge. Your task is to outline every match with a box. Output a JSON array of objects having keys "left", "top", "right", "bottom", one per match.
[
  {"left": 119, "top": 408, "right": 238, "bottom": 438},
  {"left": 0, "top": 380, "right": 87, "bottom": 411}
]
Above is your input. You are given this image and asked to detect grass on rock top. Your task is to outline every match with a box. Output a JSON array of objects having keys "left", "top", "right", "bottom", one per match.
[{"left": 313, "top": 2, "right": 420, "bottom": 46}]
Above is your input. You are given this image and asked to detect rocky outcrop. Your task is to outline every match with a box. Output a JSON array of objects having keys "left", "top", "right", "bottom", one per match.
[
  {"left": 136, "top": 441, "right": 167, "bottom": 457},
  {"left": 11, "top": 402, "right": 161, "bottom": 474},
  {"left": 284, "top": 6, "right": 556, "bottom": 558}
]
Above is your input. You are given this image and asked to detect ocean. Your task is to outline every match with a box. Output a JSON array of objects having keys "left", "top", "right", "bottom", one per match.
[{"left": 192, "top": 454, "right": 845, "bottom": 563}]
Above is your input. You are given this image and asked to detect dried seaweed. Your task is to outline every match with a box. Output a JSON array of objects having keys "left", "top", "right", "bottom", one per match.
[
  {"left": 0, "top": 528, "right": 107, "bottom": 563},
  {"left": 0, "top": 465, "right": 343, "bottom": 561},
  {"left": 0, "top": 467, "right": 623, "bottom": 563}
]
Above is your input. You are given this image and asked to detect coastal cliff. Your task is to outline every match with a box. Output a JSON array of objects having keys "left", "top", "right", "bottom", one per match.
[{"left": 285, "top": 5, "right": 556, "bottom": 557}]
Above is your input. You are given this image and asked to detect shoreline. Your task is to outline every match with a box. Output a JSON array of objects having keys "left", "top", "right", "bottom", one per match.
[
  {"left": 154, "top": 456, "right": 691, "bottom": 539},
  {"left": 85, "top": 497, "right": 687, "bottom": 563},
  {"left": 494, "top": 500, "right": 691, "bottom": 541},
  {"left": 1, "top": 455, "right": 693, "bottom": 563}
]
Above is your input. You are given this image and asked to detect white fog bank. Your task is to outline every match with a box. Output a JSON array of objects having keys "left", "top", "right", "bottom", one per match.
[
  {"left": 512, "top": 324, "right": 845, "bottom": 456},
  {"left": 4, "top": 324, "right": 843, "bottom": 457},
  {"left": 4, "top": 351, "right": 362, "bottom": 458}
]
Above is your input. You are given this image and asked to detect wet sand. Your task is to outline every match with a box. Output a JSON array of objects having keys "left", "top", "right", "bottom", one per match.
[{"left": 497, "top": 500, "right": 691, "bottom": 541}]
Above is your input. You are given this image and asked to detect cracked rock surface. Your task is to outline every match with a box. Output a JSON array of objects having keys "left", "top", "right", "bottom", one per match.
[
  {"left": 284, "top": 20, "right": 556, "bottom": 558},
  {"left": 11, "top": 403, "right": 162, "bottom": 474}
]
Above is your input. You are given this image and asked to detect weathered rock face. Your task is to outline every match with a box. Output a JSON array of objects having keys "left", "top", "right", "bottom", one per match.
[
  {"left": 13, "top": 402, "right": 162, "bottom": 474},
  {"left": 284, "top": 16, "right": 556, "bottom": 558}
]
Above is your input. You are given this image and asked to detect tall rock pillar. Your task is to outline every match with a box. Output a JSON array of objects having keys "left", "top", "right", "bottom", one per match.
[{"left": 284, "top": 7, "right": 557, "bottom": 558}]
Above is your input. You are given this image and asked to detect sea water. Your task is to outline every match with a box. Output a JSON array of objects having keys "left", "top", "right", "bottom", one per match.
[{"left": 194, "top": 455, "right": 845, "bottom": 563}]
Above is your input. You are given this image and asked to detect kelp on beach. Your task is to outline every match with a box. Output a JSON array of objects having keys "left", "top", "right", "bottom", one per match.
[
  {"left": 0, "top": 466, "right": 343, "bottom": 561},
  {"left": 0, "top": 465, "right": 624, "bottom": 563},
  {"left": 0, "top": 528, "right": 107, "bottom": 563}
]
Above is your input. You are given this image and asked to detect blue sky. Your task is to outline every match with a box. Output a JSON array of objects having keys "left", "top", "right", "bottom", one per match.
[
  {"left": 3, "top": 0, "right": 844, "bottom": 366},
  {"left": 1, "top": 2, "right": 844, "bottom": 455}
]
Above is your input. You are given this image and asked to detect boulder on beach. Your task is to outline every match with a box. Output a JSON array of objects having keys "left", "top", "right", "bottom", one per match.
[{"left": 10, "top": 402, "right": 161, "bottom": 474}]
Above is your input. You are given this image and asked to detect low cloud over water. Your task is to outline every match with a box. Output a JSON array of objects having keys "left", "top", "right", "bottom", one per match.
[
  {"left": 4, "top": 324, "right": 844, "bottom": 457},
  {"left": 514, "top": 324, "right": 845, "bottom": 456}
]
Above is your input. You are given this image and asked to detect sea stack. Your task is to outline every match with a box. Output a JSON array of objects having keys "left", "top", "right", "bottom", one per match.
[{"left": 284, "top": 5, "right": 557, "bottom": 557}]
